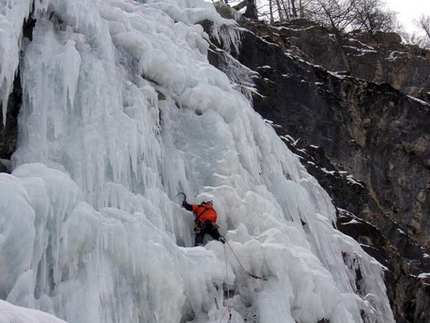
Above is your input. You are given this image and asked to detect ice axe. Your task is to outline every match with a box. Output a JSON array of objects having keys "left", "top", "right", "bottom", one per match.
[{"left": 176, "top": 192, "right": 187, "bottom": 204}]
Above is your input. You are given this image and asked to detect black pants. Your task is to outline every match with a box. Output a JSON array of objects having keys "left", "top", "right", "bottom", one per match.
[{"left": 195, "top": 220, "right": 222, "bottom": 246}]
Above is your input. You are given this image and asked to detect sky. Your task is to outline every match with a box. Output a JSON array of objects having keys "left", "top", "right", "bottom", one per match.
[{"left": 384, "top": 0, "right": 430, "bottom": 35}]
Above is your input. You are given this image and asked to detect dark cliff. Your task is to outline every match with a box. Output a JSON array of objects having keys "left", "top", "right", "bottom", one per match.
[
  {"left": 0, "top": 72, "right": 21, "bottom": 173},
  {"left": 236, "top": 17, "right": 430, "bottom": 101},
  {"left": 205, "top": 3, "right": 430, "bottom": 322}
]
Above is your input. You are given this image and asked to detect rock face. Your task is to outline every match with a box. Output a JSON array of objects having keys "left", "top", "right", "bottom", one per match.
[
  {"left": 232, "top": 18, "right": 430, "bottom": 251},
  {"left": 206, "top": 4, "right": 430, "bottom": 322},
  {"left": 347, "top": 32, "right": 430, "bottom": 100},
  {"left": 274, "top": 124, "right": 430, "bottom": 323},
  {"left": 238, "top": 17, "right": 430, "bottom": 101}
]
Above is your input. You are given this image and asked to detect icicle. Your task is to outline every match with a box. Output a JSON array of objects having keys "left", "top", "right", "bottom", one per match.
[{"left": 0, "top": 0, "right": 34, "bottom": 126}]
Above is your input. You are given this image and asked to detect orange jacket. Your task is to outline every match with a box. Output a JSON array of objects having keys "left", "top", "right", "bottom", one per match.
[{"left": 192, "top": 204, "right": 217, "bottom": 223}]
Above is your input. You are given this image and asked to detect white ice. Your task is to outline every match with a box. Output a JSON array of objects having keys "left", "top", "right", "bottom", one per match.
[
  {"left": 0, "top": 0, "right": 394, "bottom": 322},
  {"left": 0, "top": 299, "right": 66, "bottom": 323}
]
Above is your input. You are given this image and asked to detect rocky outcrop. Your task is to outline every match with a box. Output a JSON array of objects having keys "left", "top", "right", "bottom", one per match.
[
  {"left": 216, "top": 5, "right": 430, "bottom": 101},
  {"left": 243, "top": 18, "right": 430, "bottom": 101},
  {"left": 274, "top": 124, "right": 430, "bottom": 323},
  {"left": 212, "top": 3, "right": 430, "bottom": 248},
  {"left": 347, "top": 32, "right": 430, "bottom": 99},
  {"left": 205, "top": 4, "right": 430, "bottom": 322},
  {"left": 234, "top": 22, "right": 430, "bottom": 251}
]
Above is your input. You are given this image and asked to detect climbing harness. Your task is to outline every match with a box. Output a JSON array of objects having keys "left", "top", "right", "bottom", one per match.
[
  {"left": 218, "top": 240, "right": 266, "bottom": 323},
  {"left": 194, "top": 208, "right": 210, "bottom": 231}
]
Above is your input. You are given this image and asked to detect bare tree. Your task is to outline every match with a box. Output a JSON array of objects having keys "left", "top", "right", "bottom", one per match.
[
  {"left": 282, "top": 0, "right": 401, "bottom": 71},
  {"left": 415, "top": 15, "right": 430, "bottom": 40},
  {"left": 305, "top": 0, "right": 358, "bottom": 72},
  {"left": 290, "top": 0, "right": 298, "bottom": 17},
  {"left": 304, "top": 0, "right": 357, "bottom": 30},
  {"left": 237, "top": 0, "right": 400, "bottom": 38},
  {"left": 280, "top": 0, "right": 308, "bottom": 19},
  {"left": 244, "top": 0, "right": 259, "bottom": 19},
  {"left": 275, "top": 0, "right": 286, "bottom": 22},
  {"left": 266, "top": 0, "right": 398, "bottom": 33},
  {"left": 233, "top": 0, "right": 258, "bottom": 19},
  {"left": 269, "top": 0, "right": 274, "bottom": 23},
  {"left": 352, "top": 0, "right": 398, "bottom": 33},
  {"left": 400, "top": 31, "right": 430, "bottom": 48}
]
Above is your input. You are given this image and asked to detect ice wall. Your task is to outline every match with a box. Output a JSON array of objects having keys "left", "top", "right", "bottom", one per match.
[
  {"left": 0, "top": 0, "right": 394, "bottom": 322},
  {"left": 0, "top": 299, "right": 67, "bottom": 323}
]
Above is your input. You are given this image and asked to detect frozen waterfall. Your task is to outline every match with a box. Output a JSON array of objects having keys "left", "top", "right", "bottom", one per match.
[{"left": 0, "top": 0, "right": 394, "bottom": 322}]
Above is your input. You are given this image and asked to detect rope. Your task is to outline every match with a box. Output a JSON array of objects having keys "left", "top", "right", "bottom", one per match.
[
  {"left": 218, "top": 239, "right": 265, "bottom": 323},
  {"left": 217, "top": 272, "right": 247, "bottom": 323},
  {"left": 224, "top": 244, "right": 230, "bottom": 301},
  {"left": 226, "top": 240, "right": 264, "bottom": 280}
]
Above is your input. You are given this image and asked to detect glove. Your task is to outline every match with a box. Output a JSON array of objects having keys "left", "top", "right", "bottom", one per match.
[{"left": 182, "top": 200, "right": 187, "bottom": 207}]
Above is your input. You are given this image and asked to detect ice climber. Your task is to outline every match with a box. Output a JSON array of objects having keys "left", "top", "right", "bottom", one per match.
[{"left": 182, "top": 199, "right": 226, "bottom": 246}]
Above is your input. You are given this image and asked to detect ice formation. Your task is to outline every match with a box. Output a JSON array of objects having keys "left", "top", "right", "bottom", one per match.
[{"left": 0, "top": 0, "right": 394, "bottom": 322}]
